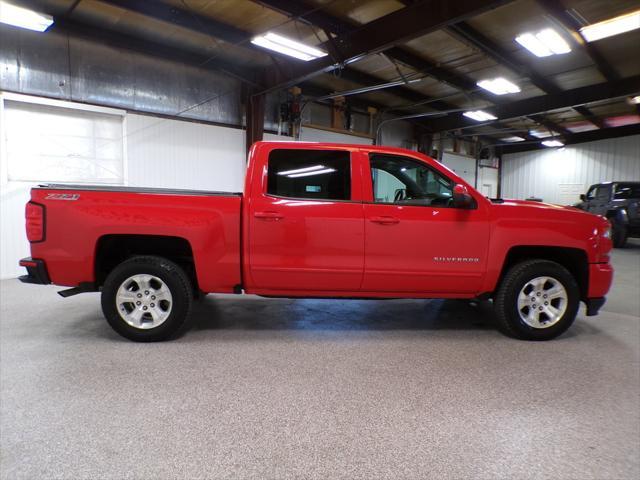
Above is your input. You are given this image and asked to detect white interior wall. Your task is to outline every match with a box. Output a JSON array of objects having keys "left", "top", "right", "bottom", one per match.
[
  {"left": 502, "top": 135, "right": 640, "bottom": 204},
  {"left": 477, "top": 166, "right": 499, "bottom": 198},
  {"left": 126, "top": 114, "right": 246, "bottom": 192},
  {"left": 441, "top": 152, "right": 477, "bottom": 186}
]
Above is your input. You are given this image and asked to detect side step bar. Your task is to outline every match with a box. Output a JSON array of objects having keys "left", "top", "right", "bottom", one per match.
[{"left": 58, "top": 282, "right": 97, "bottom": 298}]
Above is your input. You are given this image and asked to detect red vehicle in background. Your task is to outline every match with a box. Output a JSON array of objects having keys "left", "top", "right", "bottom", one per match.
[{"left": 20, "top": 142, "right": 613, "bottom": 342}]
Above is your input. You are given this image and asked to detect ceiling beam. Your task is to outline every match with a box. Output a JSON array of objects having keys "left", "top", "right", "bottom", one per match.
[
  {"left": 536, "top": 0, "right": 620, "bottom": 82},
  {"left": 499, "top": 123, "right": 640, "bottom": 154},
  {"left": 261, "top": 0, "right": 515, "bottom": 91},
  {"left": 426, "top": 75, "right": 640, "bottom": 132}
]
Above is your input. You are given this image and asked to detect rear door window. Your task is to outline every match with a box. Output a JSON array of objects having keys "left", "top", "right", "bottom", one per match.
[{"left": 267, "top": 149, "right": 351, "bottom": 201}]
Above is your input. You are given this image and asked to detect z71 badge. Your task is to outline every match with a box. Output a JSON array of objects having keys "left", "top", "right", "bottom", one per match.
[{"left": 44, "top": 193, "right": 80, "bottom": 201}]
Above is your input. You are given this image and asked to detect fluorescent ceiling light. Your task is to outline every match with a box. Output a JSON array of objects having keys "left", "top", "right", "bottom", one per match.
[
  {"left": 501, "top": 136, "right": 526, "bottom": 142},
  {"left": 278, "top": 165, "right": 326, "bottom": 176},
  {"left": 580, "top": 9, "right": 640, "bottom": 42},
  {"left": 536, "top": 29, "right": 572, "bottom": 54},
  {"left": 515, "top": 29, "right": 571, "bottom": 57},
  {"left": 463, "top": 110, "right": 497, "bottom": 122},
  {"left": 542, "top": 139, "right": 564, "bottom": 147},
  {"left": 0, "top": 1, "right": 53, "bottom": 32},
  {"left": 288, "top": 168, "right": 335, "bottom": 178},
  {"left": 477, "top": 77, "right": 521, "bottom": 95},
  {"left": 627, "top": 95, "right": 640, "bottom": 105},
  {"left": 529, "top": 129, "right": 553, "bottom": 138},
  {"left": 251, "top": 32, "right": 327, "bottom": 61},
  {"left": 565, "top": 121, "right": 599, "bottom": 133}
]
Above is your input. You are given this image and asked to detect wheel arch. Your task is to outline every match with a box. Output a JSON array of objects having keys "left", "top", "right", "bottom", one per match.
[
  {"left": 496, "top": 246, "right": 589, "bottom": 300},
  {"left": 94, "top": 234, "right": 197, "bottom": 290}
]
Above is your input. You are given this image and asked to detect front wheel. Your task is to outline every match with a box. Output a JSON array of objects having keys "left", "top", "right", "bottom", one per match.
[
  {"left": 494, "top": 260, "right": 580, "bottom": 340},
  {"left": 101, "top": 256, "right": 193, "bottom": 342},
  {"left": 611, "top": 221, "right": 627, "bottom": 248}
]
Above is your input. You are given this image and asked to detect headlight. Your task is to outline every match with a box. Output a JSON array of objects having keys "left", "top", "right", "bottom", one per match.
[{"left": 602, "top": 226, "right": 611, "bottom": 239}]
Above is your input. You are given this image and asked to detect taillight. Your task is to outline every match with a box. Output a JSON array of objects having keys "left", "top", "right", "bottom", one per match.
[{"left": 25, "top": 202, "right": 45, "bottom": 242}]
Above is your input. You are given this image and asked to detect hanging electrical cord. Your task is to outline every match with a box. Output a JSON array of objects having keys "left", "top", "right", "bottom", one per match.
[{"left": 375, "top": 108, "right": 467, "bottom": 144}]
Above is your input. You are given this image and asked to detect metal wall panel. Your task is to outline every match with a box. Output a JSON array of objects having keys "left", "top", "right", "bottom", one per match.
[
  {"left": 0, "top": 25, "right": 72, "bottom": 99},
  {"left": 502, "top": 135, "right": 640, "bottom": 204},
  {"left": 0, "top": 23, "right": 243, "bottom": 126}
]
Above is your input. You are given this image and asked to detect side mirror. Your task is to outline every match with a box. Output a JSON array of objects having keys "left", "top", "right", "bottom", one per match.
[
  {"left": 579, "top": 194, "right": 586, "bottom": 201},
  {"left": 452, "top": 184, "right": 475, "bottom": 209}
]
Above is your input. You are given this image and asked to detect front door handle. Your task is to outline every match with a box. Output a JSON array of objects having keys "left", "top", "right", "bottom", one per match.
[
  {"left": 254, "top": 211, "right": 284, "bottom": 220},
  {"left": 370, "top": 216, "right": 400, "bottom": 225}
]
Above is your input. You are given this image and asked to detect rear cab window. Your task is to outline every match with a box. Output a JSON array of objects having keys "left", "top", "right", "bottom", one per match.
[{"left": 267, "top": 149, "right": 351, "bottom": 201}]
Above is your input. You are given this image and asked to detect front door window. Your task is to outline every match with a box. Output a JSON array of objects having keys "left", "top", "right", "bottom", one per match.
[{"left": 370, "top": 154, "right": 454, "bottom": 207}]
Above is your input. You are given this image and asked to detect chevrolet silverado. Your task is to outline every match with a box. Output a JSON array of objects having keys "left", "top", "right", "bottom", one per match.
[{"left": 20, "top": 141, "right": 613, "bottom": 341}]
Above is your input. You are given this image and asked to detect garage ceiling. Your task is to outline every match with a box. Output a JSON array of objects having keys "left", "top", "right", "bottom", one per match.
[{"left": 14, "top": 0, "right": 640, "bottom": 152}]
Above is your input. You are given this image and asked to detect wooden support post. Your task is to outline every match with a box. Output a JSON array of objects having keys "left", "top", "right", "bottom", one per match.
[
  {"left": 332, "top": 96, "right": 346, "bottom": 130},
  {"left": 367, "top": 106, "right": 378, "bottom": 138},
  {"left": 245, "top": 88, "right": 265, "bottom": 156}
]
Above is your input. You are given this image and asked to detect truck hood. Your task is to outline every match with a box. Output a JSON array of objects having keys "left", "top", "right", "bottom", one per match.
[
  {"left": 492, "top": 198, "right": 607, "bottom": 225},
  {"left": 495, "top": 198, "right": 589, "bottom": 214}
]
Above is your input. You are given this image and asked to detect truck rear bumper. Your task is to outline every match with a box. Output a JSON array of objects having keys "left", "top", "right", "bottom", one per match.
[{"left": 18, "top": 257, "right": 51, "bottom": 285}]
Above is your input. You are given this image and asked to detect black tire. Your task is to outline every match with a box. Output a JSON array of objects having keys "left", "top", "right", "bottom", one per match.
[
  {"left": 494, "top": 259, "right": 580, "bottom": 341},
  {"left": 101, "top": 256, "right": 193, "bottom": 342},
  {"left": 612, "top": 221, "right": 627, "bottom": 248}
]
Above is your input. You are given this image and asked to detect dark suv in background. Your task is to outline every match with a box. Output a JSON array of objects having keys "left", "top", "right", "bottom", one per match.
[{"left": 576, "top": 181, "right": 640, "bottom": 247}]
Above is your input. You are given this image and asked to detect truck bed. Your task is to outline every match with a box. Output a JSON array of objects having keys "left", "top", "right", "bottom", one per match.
[{"left": 29, "top": 184, "right": 243, "bottom": 293}]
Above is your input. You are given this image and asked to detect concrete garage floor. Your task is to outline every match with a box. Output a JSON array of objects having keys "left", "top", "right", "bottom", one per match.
[{"left": 1, "top": 244, "right": 639, "bottom": 480}]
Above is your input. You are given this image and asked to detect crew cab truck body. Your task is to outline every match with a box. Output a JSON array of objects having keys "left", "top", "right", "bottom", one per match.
[{"left": 21, "top": 141, "right": 613, "bottom": 341}]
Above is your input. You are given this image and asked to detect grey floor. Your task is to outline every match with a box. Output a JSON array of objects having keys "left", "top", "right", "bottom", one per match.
[{"left": 1, "top": 243, "right": 639, "bottom": 480}]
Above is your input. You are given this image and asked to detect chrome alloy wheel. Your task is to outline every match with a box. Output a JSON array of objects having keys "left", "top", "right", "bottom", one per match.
[
  {"left": 115, "top": 274, "right": 173, "bottom": 329},
  {"left": 517, "top": 276, "right": 568, "bottom": 329}
]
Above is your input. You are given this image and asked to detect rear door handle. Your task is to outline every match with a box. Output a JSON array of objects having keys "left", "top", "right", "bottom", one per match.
[
  {"left": 370, "top": 216, "right": 400, "bottom": 225},
  {"left": 254, "top": 211, "right": 284, "bottom": 220}
]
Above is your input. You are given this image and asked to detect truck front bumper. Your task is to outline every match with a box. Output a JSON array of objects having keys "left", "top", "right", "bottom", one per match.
[
  {"left": 584, "top": 262, "right": 613, "bottom": 316},
  {"left": 585, "top": 297, "right": 606, "bottom": 316},
  {"left": 18, "top": 257, "right": 51, "bottom": 285},
  {"left": 588, "top": 262, "right": 613, "bottom": 298}
]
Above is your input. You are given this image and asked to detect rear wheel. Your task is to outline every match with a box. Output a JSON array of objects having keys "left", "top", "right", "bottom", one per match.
[
  {"left": 101, "top": 256, "right": 193, "bottom": 342},
  {"left": 494, "top": 260, "right": 580, "bottom": 340}
]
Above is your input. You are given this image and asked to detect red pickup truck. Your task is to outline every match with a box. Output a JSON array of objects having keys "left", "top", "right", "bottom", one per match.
[{"left": 20, "top": 141, "right": 613, "bottom": 342}]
